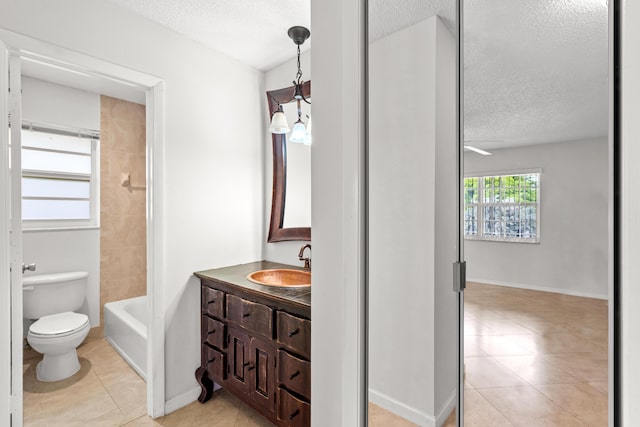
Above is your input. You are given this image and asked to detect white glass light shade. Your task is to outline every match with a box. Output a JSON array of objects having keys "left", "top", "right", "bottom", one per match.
[
  {"left": 289, "top": 120, "right": 307, "bottom": 144},
  {"left": 269, "top": 111, "right": 289, "bottom": 134}
]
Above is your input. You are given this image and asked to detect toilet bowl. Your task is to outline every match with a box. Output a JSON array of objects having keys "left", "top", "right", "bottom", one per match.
[
  {"left": 27, "top": 312, "right": 90, "bottom": 382},
  {"left": 23, "top": 272, "right": 90, "bottom": 382}
]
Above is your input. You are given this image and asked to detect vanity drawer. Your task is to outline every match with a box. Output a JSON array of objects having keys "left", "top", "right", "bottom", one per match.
[
  {"left": 277, "top": 350, "right": 310, "bottom": 400},
  {"left": 204, "top": 345, "right": 226, "bottom": 382},
  {"left": 203, "top": 316, "right": 226, "bottom": 349},
  {"left": 278, "top": 388, "right": 310, "bottom": 427},
  {"left": 277, "top": 312, "right": 311, "bottom": 360},
  {"left": 227, "top": 295, "right": 274, "bottom": 338},
  {"left": 202, "top": 286, "right": 225, "bottom": 319}
]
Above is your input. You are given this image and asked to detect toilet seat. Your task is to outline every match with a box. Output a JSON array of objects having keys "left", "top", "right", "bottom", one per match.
[{"left": 29, "top": 312, "right": 89, "bottom": 338}]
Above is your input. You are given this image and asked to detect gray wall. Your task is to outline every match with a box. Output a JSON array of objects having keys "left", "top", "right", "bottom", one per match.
[
  {"left": 465, "top": 138, "right": 609, "bottom": 299},
  {"left": 369, "top": 17, "right": 457, "bottom": 425}
]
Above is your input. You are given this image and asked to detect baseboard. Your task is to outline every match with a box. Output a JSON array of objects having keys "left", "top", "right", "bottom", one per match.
[
  {"left": 369, "top": 388, "right": 435, "bottom": 426},
  {"left": 435, "top": 391, "right": 456, "bottom": 427},
  {"left": 164, "top": 386, "right": 201, "bottom": 415},
  {"left": 164, "top": 383, "right": 222, "bottom": 415},
  {"left": 467, "top": 277, "right": 608, "bottom": 300}
]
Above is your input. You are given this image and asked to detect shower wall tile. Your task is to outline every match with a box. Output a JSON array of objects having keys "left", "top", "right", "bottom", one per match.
[{"left": 100, "top": 96, "right": 147, "bottom": 328}]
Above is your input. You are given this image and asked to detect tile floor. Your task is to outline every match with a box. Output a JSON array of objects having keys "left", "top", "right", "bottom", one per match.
[
  {"left": 371, "top": 282, "right": 608, "bottom": 427},
  {"left": 23, "top": 337, "right": 271, "bottom": 426},
  {"left": 24, "top": 282, "right": 607, "bottom": 426}
]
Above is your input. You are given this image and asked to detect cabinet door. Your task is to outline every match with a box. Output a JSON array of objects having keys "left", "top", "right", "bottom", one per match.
[
  {"left": 227, "top": 326, "right": 250, "bottom": 396},
  {"left": 249, "top": 336, "right": 276, "bottom": 414}
]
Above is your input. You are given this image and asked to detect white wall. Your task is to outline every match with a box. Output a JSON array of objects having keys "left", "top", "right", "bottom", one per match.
[
  {"left": 620, "top": 0, "right": 640, "bottom": 424},
  {"left": 465, "top": 139, "right": 609, "bottom": 299},
  {"left": 311, "top": 0, "right": 366, "bottom": 424},
  {"left": 0, "top": 0, "right": 264, "bottom": 405},
  {"left": 368, "top": 17, "right": 457, "bottom": 425},
  {"left": 21, "top": 77, "right": 101, "bottom": 328},
  {"left": 263, "top": 51, "right": 312, "bottom": 266}
]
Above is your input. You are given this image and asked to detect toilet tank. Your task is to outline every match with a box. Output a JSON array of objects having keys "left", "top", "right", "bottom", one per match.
[{"left": 23, "top": 272, "right": 88, "bottom": 320}]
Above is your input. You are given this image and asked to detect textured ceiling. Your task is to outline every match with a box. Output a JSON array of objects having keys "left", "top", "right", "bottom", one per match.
[
  {"left": 464, "top": 0, "right": 608, "bottom": 149},
  {"left": 106, "top": 0, "right": 607, "bottom": 149},
  {"left": 368, "top": 0, "right": 456, "bottom": 41},
  {"left": 106, "top": 0, "right": 310, "bottom": 71}
]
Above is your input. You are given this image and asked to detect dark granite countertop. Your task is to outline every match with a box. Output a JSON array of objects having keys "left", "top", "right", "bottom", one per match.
[{"left": 194, "top": 261, "right": 311, "bottom": 311}]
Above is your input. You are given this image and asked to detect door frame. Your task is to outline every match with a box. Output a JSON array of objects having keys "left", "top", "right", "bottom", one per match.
[{"left": 0, "top": 29, "right": 167, "bottom": 421}]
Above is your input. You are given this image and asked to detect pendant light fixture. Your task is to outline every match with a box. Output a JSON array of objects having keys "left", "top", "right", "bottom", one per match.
[{"left": 268, "top": 26, "right": 311, "bottom": 144}]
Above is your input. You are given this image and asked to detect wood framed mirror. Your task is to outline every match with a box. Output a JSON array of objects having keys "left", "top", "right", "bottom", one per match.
[{"left": 266, "top": 81, "right": 311, "bottom": 242}]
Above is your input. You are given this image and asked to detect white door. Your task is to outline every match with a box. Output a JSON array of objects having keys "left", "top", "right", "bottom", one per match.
[
  {"left": 8, "top": 50, "right": 23, "bottom": 426},
  {"left": 0, "top": 39, "right": 12, "bottom": 427}
]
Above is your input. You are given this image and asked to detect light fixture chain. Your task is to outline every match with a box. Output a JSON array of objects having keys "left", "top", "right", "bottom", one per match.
[{"left": 296, "top": 44, "right": 303, "bottom": 84}]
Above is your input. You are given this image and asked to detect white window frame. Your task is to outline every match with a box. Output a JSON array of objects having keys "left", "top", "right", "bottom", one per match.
[
  {"left": 464, "top": 168, "right": 541, "bottom": 243},
  {"left": 20, "top": 123, "right": 100, "bottom": 230}
]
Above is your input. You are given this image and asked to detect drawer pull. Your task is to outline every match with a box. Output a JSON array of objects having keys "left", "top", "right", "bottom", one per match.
[
  {"left": 288, "top": 328, "right": 300, "bottom": 337},
  {"left": 209, "top": 329, "right": 216, "bottom": 334},
  {"left": 243, "top": 312, "right": 251, "bottom": 318},
  {"left": 289, "top": 409, "right": 300, "bottom": 420},
  {"left": 289, "top": 370, "right": 300, "bottom": 380},
  {"left": 208, "top": 299, "right": 216, "bottom": 304}
]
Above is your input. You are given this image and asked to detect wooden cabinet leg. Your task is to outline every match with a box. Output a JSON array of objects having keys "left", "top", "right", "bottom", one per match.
[{"left": 195, "top": 366, "right": 213, "bottom": 403}]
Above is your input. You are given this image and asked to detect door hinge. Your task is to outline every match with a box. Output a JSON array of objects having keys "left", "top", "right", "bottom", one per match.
[{"left": 453, "top": 261, "right": 466, "bottom": 292}]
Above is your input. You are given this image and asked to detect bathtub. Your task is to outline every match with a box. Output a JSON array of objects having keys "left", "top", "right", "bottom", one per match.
[{"left": 104, "top": 296, "right": 147, "bottom": 380}]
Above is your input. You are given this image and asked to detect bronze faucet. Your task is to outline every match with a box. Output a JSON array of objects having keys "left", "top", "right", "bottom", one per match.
[{"left": 298, "top": 244, "right": 311, "bottom": 269}]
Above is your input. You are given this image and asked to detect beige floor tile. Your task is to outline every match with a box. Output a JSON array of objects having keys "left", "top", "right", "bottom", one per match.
[
  {"left": 589, "top": 381, "right": 609, "bottom": 395},
  {"left": 104, "top": 372, "right": 148, "bottom": 422},
  {"left": 479, "top": 386, "right": 577, "bottom": 426},
  {"left": 368, "top": 403, "right": 418, "bottom": 427},
  {"left": 465, "top": 335, "right": 489, "bottom": 357},
  {"left": 535, "top": 383, "right": 608, "bottom": 426},
  {"left": 463, "top": 389, "right": 513, "bottom": 427},
  {"left": 543, "top": 353, "right": 608, "bottom": 382},
  {"left": 161, "top": 391, "right": 241, "bottom": 427},
  {"left": 124, "top": 415, "right": 163, "bottom": 426},
  {"left": 465, "top": 357, "right": 528, "bottom": 389},
  {"left": 493, "top": 355, "right": 581, "bottom": 385},
  {"left": 476, "top": 335, "right": 539, "bottom": 356}
]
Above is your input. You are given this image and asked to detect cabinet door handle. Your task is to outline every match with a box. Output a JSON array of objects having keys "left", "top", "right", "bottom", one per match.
[
  {"left": 243, "top": 312, "right": 251, "bottom": 318},
  {"left": 289, "top": 370, "right": 300, "bottom": 380},
  {"left": 247, "top": 365, "right": 255, "bottom": 372},
  {"left": 289, "top": 409, "right": 300, "bottom": 420},
  {"left": 243, "top": 362, "right": 251, "bottom": 367},
  {"left": 288, "top": 328, "right": 300, "bottom": 337}
]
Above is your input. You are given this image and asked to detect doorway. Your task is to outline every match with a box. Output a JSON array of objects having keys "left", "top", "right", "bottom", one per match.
[
  {"left": 461, "top": 0, "right": 611, "bottom": 425},
  {"left": 0, "top": 31, "right": 165, "bottom": 425}
]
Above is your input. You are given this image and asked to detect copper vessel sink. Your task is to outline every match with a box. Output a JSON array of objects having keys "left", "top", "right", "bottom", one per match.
[{"left": 247, "top": 269, "right": 311, "bottom": 287}]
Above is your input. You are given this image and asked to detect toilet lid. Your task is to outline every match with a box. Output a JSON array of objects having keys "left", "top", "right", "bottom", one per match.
[{"left": 29, "top": 312, "right": 89, "bottom": 337}]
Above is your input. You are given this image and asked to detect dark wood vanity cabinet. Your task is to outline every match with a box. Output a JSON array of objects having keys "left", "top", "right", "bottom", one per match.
[{"left": 194, "top": 265, "right": 311, "bottom": 427}]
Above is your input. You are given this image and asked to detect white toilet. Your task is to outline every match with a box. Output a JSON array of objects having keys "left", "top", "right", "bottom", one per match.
[{"left": 23, "top": 272, "right": 90, "bottom": 382}]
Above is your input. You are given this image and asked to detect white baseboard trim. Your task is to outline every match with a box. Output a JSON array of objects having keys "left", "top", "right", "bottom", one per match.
[
  {"left": 435, "top": 391, "right": 456, "bottom": 427},
  {"left": 164, "top": 383, "right": 222, "bottom": 415},
  {"left": 164, "top": 386, "right": 201, "bottom": 415},
  {"left": 369, "top": 388, "right": 435, "bottom": 426},
  {"left": 467, "top": 277, "right": 608, "bottom": 300}
]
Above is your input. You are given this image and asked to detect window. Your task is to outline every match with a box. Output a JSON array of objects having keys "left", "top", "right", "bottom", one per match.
[
  {"left": 464, "top": 171, "right": 540, "bottom": 243},
  {"left": 20, "top": 127, "right": 99, "bottom": 229}
]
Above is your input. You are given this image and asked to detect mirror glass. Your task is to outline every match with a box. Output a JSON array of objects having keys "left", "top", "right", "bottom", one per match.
[
  {"left": 280, "top": 99, "right": 311, "bottom": 229},
  {"left": 367, "top": 1, "right": 459, "bottom": 426}
]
